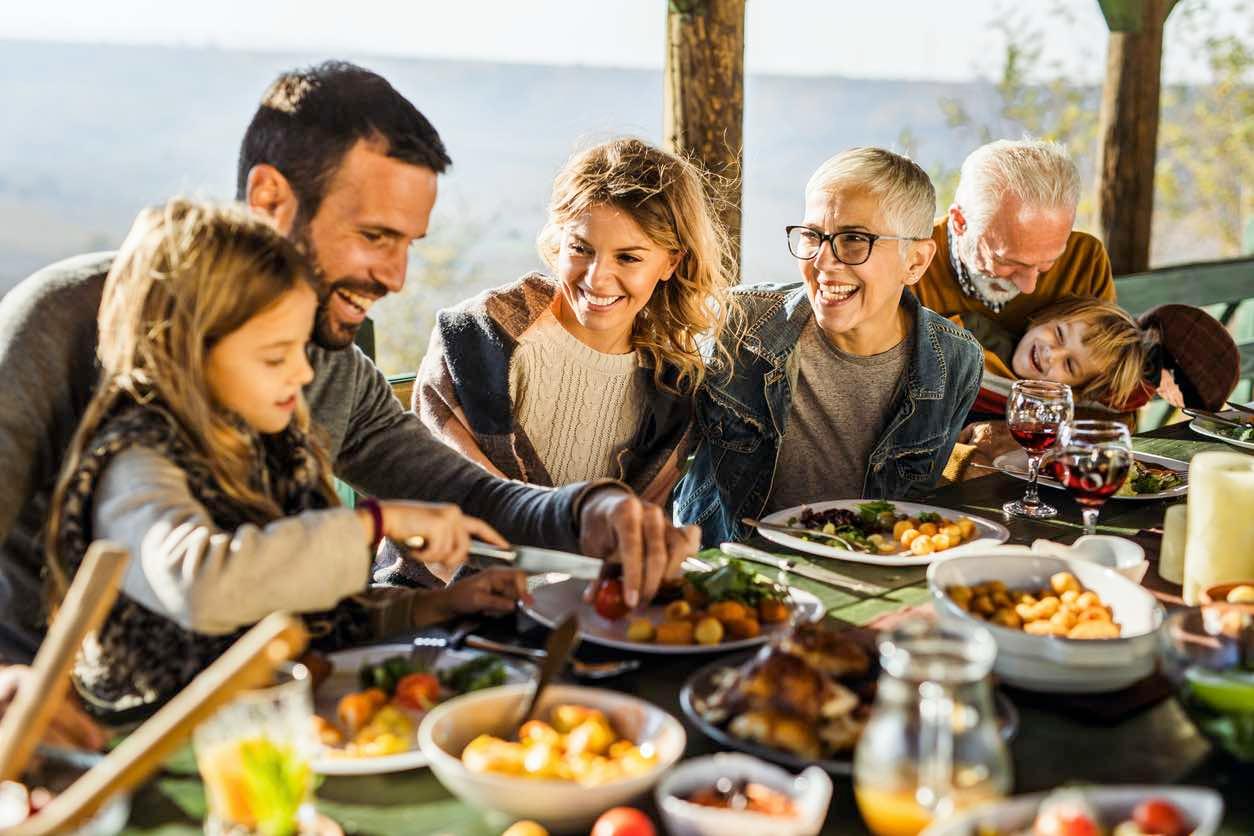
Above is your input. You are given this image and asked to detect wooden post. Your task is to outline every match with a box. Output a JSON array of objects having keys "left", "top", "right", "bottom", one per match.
[
  {"left": 1094, "top": 0, "right": 1177, "bottom": 274},
  {"left": 665, "top": 0, "right": 746, "bottom": 278}
]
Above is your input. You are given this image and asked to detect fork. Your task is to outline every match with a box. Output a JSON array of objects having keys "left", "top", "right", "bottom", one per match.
[
  {"left": 408, "top": 619, "right": 480, "bottom": 669},
  {"left": 1226, "top": 401, "right": 1254, "bottom": 416}
]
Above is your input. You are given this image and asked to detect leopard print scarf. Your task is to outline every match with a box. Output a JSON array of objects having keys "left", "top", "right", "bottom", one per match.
[{"left": 54, "top": 400, "right": 371, "bottom": 719}]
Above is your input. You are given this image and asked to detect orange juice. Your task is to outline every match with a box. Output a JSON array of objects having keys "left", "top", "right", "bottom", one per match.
[{"left": 855, "top": 786, "right": 935, "bottom": 836}]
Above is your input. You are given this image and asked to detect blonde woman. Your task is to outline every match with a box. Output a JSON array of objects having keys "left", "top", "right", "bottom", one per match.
[
  {"left": 46, "top": 199, "right": 512, "bottom": 716},
  {"left": 417, "top": 138, "right": 737, "bottom": 505}
]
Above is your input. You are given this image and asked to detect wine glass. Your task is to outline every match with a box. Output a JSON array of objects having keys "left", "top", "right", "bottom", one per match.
[
  {"left": 1050, "top": 419, "right": 1133, "bottom": 536},
  {"left": 1003, "top": 380, "right": 1074, "bottom": 519}
]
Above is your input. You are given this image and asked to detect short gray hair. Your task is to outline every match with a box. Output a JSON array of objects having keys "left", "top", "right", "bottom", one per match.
[
  {"left": 954, "top": 139, "right": 1080, "bottom": 234},
  {"left": 805, "top": 147, "right": 936, "bottom": 239}
]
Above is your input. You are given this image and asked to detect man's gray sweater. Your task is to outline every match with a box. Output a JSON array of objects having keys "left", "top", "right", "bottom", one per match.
[{"left": 0, "top": 253, "right": 582, "bottom": 662}]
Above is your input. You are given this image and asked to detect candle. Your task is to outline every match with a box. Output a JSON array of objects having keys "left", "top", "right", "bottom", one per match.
[
  {"left": 1183, "top": 451, "right": 1254, "bottom": 604},
  {"left": 1158, "top": 504, "right": 1187, "bottom": 585}
]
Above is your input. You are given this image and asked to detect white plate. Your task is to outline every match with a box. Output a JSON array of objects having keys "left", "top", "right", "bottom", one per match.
[
  {"left": 993, "top": 448, "right": 1189, "bottom": 500},
  {"left": 523, "top": 577, "right": 825, "bottom": 654},
  {"left": 312, "top": 643, "right": 533, "bottom": 775},
  {"left": 920, "top": 785, "right": 1223, "bottom": 836},
  {"left": 1189, "top": 410, "right": 1254, "bottom": 451},
  {"left": 760, "top": 500, "right": 1010, "bottom": 566}
]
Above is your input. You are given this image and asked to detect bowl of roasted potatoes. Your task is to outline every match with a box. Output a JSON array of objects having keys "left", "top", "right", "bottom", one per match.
[
  {"left": 418, "top": 683, "right": 685, "bottom": 833},
  {"left": 928, "top": 554, "right": 1164, "bottom": 693}
]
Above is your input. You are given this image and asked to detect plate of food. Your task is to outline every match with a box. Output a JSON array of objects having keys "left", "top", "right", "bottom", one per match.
[
  {"left": 309, "top": 644, "right": 534, "bottom": 775},
  {"left": 679, "top": 621, "right": 1018, "bottom": 775},
  {"left": 1189, "top": 409, "right": 1254, "bottom": 451},
  {"left": 760, "top": 500, "right": 1010, "bottom": 566},
  {"left": 523, "top": 560, "right": 824, "bottom": 655},
  {"left": 993, "top": 448, "right": 1188, "bottom": 500}
]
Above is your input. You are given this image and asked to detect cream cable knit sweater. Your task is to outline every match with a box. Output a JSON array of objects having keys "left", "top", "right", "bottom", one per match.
[{"left": 510, "top": 310, "right": 645, "bottom": 486}]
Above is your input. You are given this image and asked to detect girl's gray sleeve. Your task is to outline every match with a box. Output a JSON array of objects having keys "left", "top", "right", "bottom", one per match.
[{"left": 92, "top": 446, "right": 370, "bottom": 635}]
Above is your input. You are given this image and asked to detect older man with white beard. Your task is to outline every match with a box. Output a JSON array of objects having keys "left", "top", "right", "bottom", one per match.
[{"left": 914, "top": 139, "right": 1114, "bottom": 340}]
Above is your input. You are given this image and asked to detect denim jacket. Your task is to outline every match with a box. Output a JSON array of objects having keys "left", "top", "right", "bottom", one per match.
[{"left": 675, "top": 283, "right": 982, "bottom": 546}]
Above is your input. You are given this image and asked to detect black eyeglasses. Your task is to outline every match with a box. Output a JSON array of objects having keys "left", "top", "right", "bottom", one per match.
[{"left": 785, "top": 225, "right": 925, "bottom": 266}]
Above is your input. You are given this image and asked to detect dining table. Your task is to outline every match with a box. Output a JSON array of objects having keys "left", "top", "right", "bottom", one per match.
[{"left": 116, "top": 419, "right": 1254, "bottom": 835}]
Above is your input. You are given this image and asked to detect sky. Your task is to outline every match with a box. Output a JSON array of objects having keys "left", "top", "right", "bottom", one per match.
[{"left": 1, "top": 0, "right": 1245, "bottom": 83}]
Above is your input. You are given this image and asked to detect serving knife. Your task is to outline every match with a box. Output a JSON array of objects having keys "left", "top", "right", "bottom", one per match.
[
  {"left": 1183, "top": 408, "right": 1254, "bottom": 430},
  {"left": 405, "top": 539, "right": 605, "bottom": 580},
  {"left": 719, "top": 541, "right": 887, "bottom": 596},
  {"left": 1226, "top": 400, "right": 1254, "bottom": 416},
  {"left": 507, "top": 613, "right": 580, "bottom": 736}
]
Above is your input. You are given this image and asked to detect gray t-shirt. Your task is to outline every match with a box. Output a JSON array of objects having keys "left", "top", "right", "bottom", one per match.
[{"left": 765, "top": 321, "right": 911, "bottom": 512}]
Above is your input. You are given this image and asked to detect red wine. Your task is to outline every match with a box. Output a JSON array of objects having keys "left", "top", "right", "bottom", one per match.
[
  {"left": 1051, "top": 449, "right": 1131, "bottom": 508},
  {"left": 1009, "top": 421, "right": 1059, "bottom": 454}
]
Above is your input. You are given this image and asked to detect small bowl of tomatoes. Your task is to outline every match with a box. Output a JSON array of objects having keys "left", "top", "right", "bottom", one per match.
[{"left": 919, "top": 786, "right": 1222, "bottom": 836}]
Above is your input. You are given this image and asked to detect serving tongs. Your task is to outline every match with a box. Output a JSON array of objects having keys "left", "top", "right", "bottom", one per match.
[
  {"left": 1, "top": 544, "right": 309, "bottom": 835},
  {"left": 741, "top": 517, "right": 871, "bottom": 553}
]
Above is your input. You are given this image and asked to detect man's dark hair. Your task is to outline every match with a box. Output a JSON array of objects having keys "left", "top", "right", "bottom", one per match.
[{"left": 236, "top": 61, "right": 452, "bottom": 223}]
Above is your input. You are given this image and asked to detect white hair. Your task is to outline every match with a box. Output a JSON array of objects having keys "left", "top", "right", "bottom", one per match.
[
  {"left": 953, "top": 139, "right": 1080, "bottom": 234},
  {"left": 805, "top": 147, "right": 936, "bottom": 239}
]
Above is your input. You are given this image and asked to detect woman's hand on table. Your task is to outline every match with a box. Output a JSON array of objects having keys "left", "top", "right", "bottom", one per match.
[
  {"left": 577, "top": 487, "right": 700, "bottom": 608},
  {"left": 0, "top": 663, "right": 107, "bottom": 751}
]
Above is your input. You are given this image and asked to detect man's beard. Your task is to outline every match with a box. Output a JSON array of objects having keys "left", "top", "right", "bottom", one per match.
[
  {"left": 959, "top": 235, "right": 1021, "bottom": 306},
  {"left": 292, "top": 224, "right": 386, "bottom": 352}
]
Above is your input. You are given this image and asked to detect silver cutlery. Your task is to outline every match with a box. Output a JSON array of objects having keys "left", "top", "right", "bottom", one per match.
[
  {"left": 1225, "top": 400, "right": 1254, "bottom": 416},
  {"left": 461, "top": 635, "right": 640, "bottom": 680},
  {"left": 1183, "top": 408, "right": 1254, "bottom": 429},
  {"left": 741, "top": 516, "right": 870, "bottom": 553},
  {"left": 719, "top": 541, "right": 888, "bottom": 596},
  {"left": 507, "top": 614, "right": 580, "bottom": 735}
]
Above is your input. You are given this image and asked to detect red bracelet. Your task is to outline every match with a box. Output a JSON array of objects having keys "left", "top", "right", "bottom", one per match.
[{"left": 358, "top": 496, "right": 384, "bottom": 552}]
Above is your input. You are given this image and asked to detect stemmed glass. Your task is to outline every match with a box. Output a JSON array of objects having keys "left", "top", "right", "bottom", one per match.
[
  {"left": 1050, "top": 420, "right": 1133, "bottom": 536},
  {"left": 1003, "top": 380, "right": 1074, "bottom": 519}
]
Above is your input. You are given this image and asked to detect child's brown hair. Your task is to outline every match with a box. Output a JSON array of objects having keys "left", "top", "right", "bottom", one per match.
[{"left": 1028, "top": 296, "right": 1147, "bottom": 407}]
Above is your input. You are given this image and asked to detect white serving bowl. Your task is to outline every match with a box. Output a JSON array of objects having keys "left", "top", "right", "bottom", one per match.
[
  {"left": 920, "top": 785, "right": 1223, "bottom": 836},
  {"left": 1031, "top": 535, "right": 1149, "bottom": 584},
  {"left": 417, "top": 683, "right": 685, "bottom": 834},
  {"left": 655, "top": 753, "right": 832, "bottom": 836},
  {"left": 928, "top": 554, "right": 1165, "bottom": 693}
]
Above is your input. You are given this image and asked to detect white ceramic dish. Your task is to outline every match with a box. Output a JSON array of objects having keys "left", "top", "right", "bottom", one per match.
[
  {"left": 655, "top": 753, "right": 833, "bottom": 836},
  {"left": 418, "top": 683, "right": 685, "bottom": 834},
  {"left": 312, "top": 643, "right": 533, "bottom": 775},
  {"left": 760, "top": 500, "right": 1010, "bottom": 566},
  {"left": 1189, "top": 410, "right": 1254, "bottom": 451},
  {"left": 920, "top": 785, "right": 1223, "bottom": 836},
  {"left": 928, "top": 554, "right": 1165, "bottom": 693},
  {"left": 1030, "top": 535, "right": 1148, "bottom": 584},
  {"left": 523, "top": 577, "right": 824, "bottom": 654},
  {"left": 993, "top": 449, "right": 1189, "bottom": 500}
]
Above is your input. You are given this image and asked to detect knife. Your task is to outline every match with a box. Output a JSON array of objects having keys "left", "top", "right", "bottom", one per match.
[
  {"left": 1184, "top": 408, "right": 1254, "bottom": 429},
  {"left": 404, "top": 538, "right": 605, "bottom": 580},
  {"left": 719, "top": 542, "right": 887, "bottom": 596}
]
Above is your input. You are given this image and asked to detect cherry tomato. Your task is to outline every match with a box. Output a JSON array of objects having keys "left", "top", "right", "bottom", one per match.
[
  {"left": 1034, "top": 809, "right": 1100, "bottom": 836},
  {"left": 393, "top": 672, "right": 441, "bottom": 711},
  {"left": 594, "top": 578, "right": 630, "bottom": 620},
  {"left": 591, "top": 807, "right": 656, "bottom": 836},
  {"left": 1133, "top": 798, "right": 1189, "bottom": 836}
]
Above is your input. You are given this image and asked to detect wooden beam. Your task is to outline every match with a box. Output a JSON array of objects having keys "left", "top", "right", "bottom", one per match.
[
  {"left": 1094, "top": 0, "right": 1176, "bottom": 275},
  {"left": 664, "top": 0, "right": 746, "bottom": 278}
]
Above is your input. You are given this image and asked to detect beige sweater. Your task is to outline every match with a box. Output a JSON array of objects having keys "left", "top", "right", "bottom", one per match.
[{"left": 510, "top": 311, "right": 646, "bottom": 486}]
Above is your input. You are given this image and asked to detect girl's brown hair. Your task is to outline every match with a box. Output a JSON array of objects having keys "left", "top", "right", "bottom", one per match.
[
  {"left": 537, "top": 138, "right": 739, "bottom": 395},
  {"left": 1029, "top": 296, "right": 1147, "bottom": 407},
  {"left": 46, "top": 198, "right": 336, "bottom": 594}
]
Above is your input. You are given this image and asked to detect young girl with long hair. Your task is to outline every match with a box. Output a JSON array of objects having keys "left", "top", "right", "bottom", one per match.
[
  {"left": 416, "top": 137, "right": 738, "bottom": 504},
  {"left": 46, "top": 199, "right": 511, "bottom": 716}
]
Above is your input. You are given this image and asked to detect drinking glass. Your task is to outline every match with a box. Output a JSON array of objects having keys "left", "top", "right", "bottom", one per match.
[
  {"left": 853, "top": 618, "right": 1011, "bottom": 836},
  {"left": 1003, "top": 380, "right": 1074, "bottom": 519},
  {"left": 1050, "top": 419, "right": 1133, "bottom": 536},
  {"left": 194, "top": 663, "right": 318, "bottom": 836}
]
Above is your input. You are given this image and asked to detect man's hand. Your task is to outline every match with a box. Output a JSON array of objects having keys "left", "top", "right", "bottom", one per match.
[
  {"left": 578, "top": 487, "right": 700, "bottom": 608},
  {"left": 0, "top": 664, "right": 107, "bottom": 751}
]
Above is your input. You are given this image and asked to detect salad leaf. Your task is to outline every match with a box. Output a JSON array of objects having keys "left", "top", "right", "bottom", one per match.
[
  {"left": 236, "top": 738, "right": 315, "bottom": 836},
  {"left": 856, "top": 500, "right": 896, "bottom": 526},
  {"left": 439, "top": 655, "right": 506, "bottom": 694},
  {"left": 685, "top": 559, "right": 787, "bottom": 605},
  {"left": 358, "top": 656, "right": 422, "bottom": 695}
]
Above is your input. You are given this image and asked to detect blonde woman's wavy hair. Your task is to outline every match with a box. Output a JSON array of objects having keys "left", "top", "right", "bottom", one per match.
[
  {"left": 537, "top": 138, "right": 739, "bottom": 395},
  {"left": 46, "top": 198, "right": 336, "bottom": 593}
]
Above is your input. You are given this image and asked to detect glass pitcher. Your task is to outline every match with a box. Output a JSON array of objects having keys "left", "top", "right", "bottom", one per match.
[{"left": 853, "top": 618, "right": 1011, "bottom": 836}]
